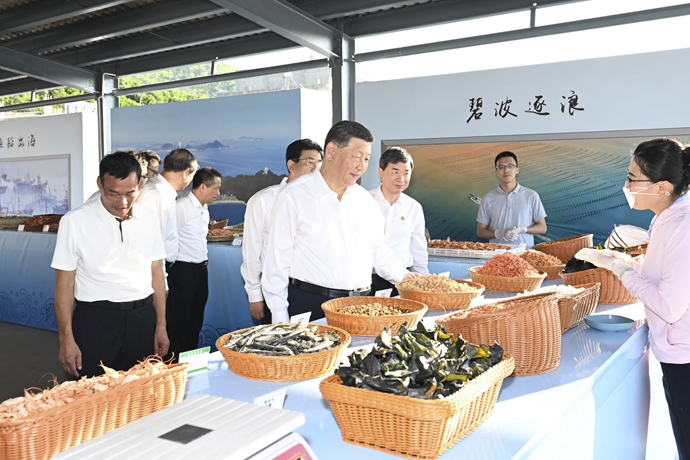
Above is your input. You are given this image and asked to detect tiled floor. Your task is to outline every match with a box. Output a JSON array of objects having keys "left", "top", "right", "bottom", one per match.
[{"left": 0, "top": 320, "right": 680, "bottom": 459}]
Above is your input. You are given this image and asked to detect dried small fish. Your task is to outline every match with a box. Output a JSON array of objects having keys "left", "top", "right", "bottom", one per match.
[{"left": 223, "top": 323, "right": 341, "bottom": 356}]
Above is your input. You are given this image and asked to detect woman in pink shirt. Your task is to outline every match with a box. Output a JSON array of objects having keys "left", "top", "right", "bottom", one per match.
[{"left": 577, "top": 138, "right": 690, "bottom": 459}]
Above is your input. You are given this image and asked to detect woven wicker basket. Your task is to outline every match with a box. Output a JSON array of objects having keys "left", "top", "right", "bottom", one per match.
[
  {"left": 467, "top": 266, "right": 546, "bottom": 293},
  {"left": 216, "top": 324, "right": 351, "bottom": 381},
  {"left": 321, "top": 296, "right": 428, "bottom": 336},
  {"left": 560, "top": 268, "right": 637, "bottom": 304},
  {"left": 0, "top": 363, "right": 188, "bottom": 460},
  {"left": 320, "top": 353, "right": 514, "bottom": 460},
  {"left": 532, "top": 234, "right": 594, "bottom": 263},
  {"left": 532, "top": 264, "right": 566, "bottom": 280},
  {"left": 436, "top": 293, "right": 560, "bottom": 376},
  {"left": 396, "top": 279, "right": 485, "bottom": 310},
  {"left": 557, "top": 282, "right": 601, "bottom": 333}
]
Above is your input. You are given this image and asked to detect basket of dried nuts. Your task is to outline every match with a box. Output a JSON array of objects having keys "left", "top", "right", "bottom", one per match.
[
  {"left": 396, "top": 274, "right": 485, "bottom": 310},
  {"left": 321, "top": 297, "right": 428, "bottom": 336}
]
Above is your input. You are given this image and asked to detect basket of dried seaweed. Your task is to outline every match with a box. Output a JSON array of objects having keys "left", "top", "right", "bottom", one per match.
[
  {"left": 396, "top": 274, "right": 484, "bottom": 310},
  {"left": 468, "top": 253, "right": 547, "bottom": 293},
  {"left": 216, "top": 323, "right": 351, "bottom": 381},
  {"left": 560, "top": 252, "right": 637, "bottom": 304},
  {"left": 321, "top": 296, "right": 428, "bottom": 337},
  {"left": 436, "top": 292, "right": 560, "bottom": 376},
  {"left": 532, "top": 233, "right": 594, "bottom": 263},
  {"left": 320, "top": 323, "right": 514, "bottom": 460},
  {"left": 0, "top": 358, "right": 188, "bottom": 460}
]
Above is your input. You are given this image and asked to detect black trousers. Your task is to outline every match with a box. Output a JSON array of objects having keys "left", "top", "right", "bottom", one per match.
[
  {"left": 371, "top": 273, "right": 399, "bottom": 297},
  {"left": 661, "top": 362, "right": 690, "bottom": 460},
  {"left": 166, "top": 261, "right": 209, "bottom": 361},
  {"left": 261, "top": 284, "right": 329, "bottom": 324},
  {"left": 73, "top": 298, "right": 156, "bottom": 377}
]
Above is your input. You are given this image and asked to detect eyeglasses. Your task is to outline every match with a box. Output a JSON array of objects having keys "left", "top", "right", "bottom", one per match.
[
  {"left": 296, "top": 157, "right": 322, "bottom": 166},
  {"left": 147, "top": 167, "right": 159, "bottom": 176},
  {"left": 625, "top": 170, "right": 653, "bottom": 183},
  {"left": 495, "top": 164, "right": 517, "bottom": 171}
]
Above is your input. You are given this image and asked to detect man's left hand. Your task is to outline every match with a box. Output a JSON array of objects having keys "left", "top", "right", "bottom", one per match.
[
  {"left": 154, "top": 326, "right": 170, "bottom": 358},
  {"left": 505, "top": 226, "right": 527, "bottom": 241}
]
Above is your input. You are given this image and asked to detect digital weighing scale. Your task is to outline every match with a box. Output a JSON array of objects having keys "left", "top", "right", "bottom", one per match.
[{"left": 52, "top": 394, "right": 318, "bottom": 460}]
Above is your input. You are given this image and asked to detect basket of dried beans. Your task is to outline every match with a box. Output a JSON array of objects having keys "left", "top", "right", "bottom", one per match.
[
  {"left": 321, "top": 296, "right": 428, "bottom": 336},
  {"left": 468, "top": 253, "right": 547, "bottom": 293},
  {"left": 519, "top": 250, "right": 565, "bottom": 280},
  {"left": 532, "top": 234, "right": 594, "bottom": 263},
  {"left": 396, "top": 274, "right": 485, "bottom": 311},
  {"left": 436, "top": 292, "right": 561, "bottom": 376},
  {"left": 320, "top": 323, "right": 514, "bottom": 460},
  {"left": 216, "top": 323, "right": 351, "bottom": 381},
  {"left": 0, "top": 358, "right": 188, "bottom": 460}
]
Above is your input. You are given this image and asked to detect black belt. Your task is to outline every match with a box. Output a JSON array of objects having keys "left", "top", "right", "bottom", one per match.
[
  {"left": 289, "top": 278, "right": 370, "bottom": 298},
  {"left": 79, "top": 294, "right": 154, "bottom": 311},
  {"left": 177, "top": 260, "right": 208, "bottom": 267}
]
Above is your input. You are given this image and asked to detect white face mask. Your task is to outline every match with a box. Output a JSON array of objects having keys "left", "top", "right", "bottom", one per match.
[{"left": 622, "top": 182, "right": 659, "bottom": 209}]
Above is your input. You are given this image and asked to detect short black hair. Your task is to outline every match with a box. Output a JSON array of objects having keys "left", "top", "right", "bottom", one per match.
[
  {"left": 163, "top": 148, "right": 197, "bottom": 172},
  {"left": 192, "top": 167, "right": 222, "bottom": 189},
  {"left": 324, "top": 120, "right": 374, "bottom": 150},
  {"left": 494, "top": 151, "right": 518, "bottom": 167},
  {"left": 380, "top": 147, "right": 414, "bottom": 171},
  {"left": 139, "top": 149, "right": 161, "bottom": 163},
  {"left": 286, "top": 139, "right": 323, "bottom": 164},
  {"left": 99, "top": 151, "right": 141, "bottom": 184}
]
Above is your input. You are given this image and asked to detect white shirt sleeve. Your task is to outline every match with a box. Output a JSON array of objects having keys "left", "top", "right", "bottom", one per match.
[
  {"left": 410, "top": 202, "right": 429, "bottom": 274},
  {"left": 240, "top": 194, "right": 267, "bottom": 303},
  {"left": 261, "top": 190, "right": 296, "bottom": 319}
]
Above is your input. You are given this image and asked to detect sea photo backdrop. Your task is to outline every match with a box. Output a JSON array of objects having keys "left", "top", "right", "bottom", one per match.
[
  {"left": 395, "top": 133, "right": 681, "bottom": 245},
  {"left": 111, "top": 90, "right": 314, "bottom": 225}
]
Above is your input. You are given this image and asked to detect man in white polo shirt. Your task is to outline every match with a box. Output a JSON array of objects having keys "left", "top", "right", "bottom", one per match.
[
  {"left": 52, "top": 151, "right": 168, "bottom": 377},
  {"left": 137, "top": 148, "right": 198, "bottom": 276},
  {"left": 369, "top": 147, "right": 428, "bottom": 296},
  {"left": 241, "top": 138, "right": 323, "bottom": 323},
  {"left": 262, "top": 121, "right": 416, "bottom": 324},
  {"left": 166, "top": 167, "right": 221, "bottom": 360}
]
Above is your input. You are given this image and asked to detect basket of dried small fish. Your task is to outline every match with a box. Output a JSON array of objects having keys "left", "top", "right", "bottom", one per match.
[
  {"left": 436, "top": 293, "right": 561, "bottom": 376},
  {"left": 216, "top": 323, "right": 351, "bottom": 381},
  {"left": 0, "top": 358, "right": 188, "bottom": 460},
  {"left": 396, "top": 274, "right": 484, "bottom": 310},
  {"left": 468, "top": 253, "right": 547, "bottom": 293},
  {"left": 321, "top": 296, "right": 428, "bottom": 336},
  {"left": 532, "top": 233, "right": 594, "bottom": 263},
  {"left": 320, "top": 323, "right": 514, "bottom": 460},
  {"left": 519, "top": 250, "right": 565, "bottom": 280}
]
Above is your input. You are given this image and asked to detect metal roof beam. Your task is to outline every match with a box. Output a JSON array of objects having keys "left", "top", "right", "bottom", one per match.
[
  {"left": 209, "top": 0, "right": 346, "bottom": 59},
  {"left": 5, "top": 0, "right": 226, "bottom": 53},
  {"left": 356, "top": 3, "right": 690, "bottom": 62},
  {"left": 0, "top": 93, "right": 97, "bottom": 113},
  {"left": 0, "top": 45, "right": 100, "bottom": 93},
  {"left": 0, "top": 0, "right": 131, "bottom": 35}
]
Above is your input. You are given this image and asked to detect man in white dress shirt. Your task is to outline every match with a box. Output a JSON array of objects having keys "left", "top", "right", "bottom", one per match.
[
  {"left": 241, "top": 139, "right": 323, "bottom": 322},
  {"left": 52, "top": 151, "right": 168, "bottom": 377},
  {"left": 369, "top": 147, "right": 428, "bottom": 296},
  {"left": 166, "top": 167, "right": 221, "bottom": 360},
  {"left": 262, "top": 121, "right": 416, "bottom": 324},
  {"left": 136, "top": 148, "right": 198, "bottom": 276},
  {"left": 477, "top": 151, "right": 547, "bottom": 247}
]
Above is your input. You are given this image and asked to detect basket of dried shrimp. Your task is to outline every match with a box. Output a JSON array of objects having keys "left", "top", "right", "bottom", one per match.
[
  {"left": 436, "top": 293, "right": 561, "bottom": 376},
  {"left": 468, "top": 253, "right": 547, "bottom": 293},
  {"left": 320, "top": 353, "right": 515, "bottom": 460},
  {"left": 396, "top": 274, "right": 484, "bottom": 311},
  {"left": 216, "top": 323, "right": 351, "bottom": 381},
  {"left": 0, "top": 358, "right": 188, "bottom": 460},
  {"left": 532, "top": 234, "right": 594, "bottom": 263},
  {"left": 560, "top": 267, "right": 636, "bottom": 304},
  {"left": 321, "top": 296, "right": 428, "bottom": 336},
  {"left": 519, "top": 250, "right": 565, "bottom": 280}
]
